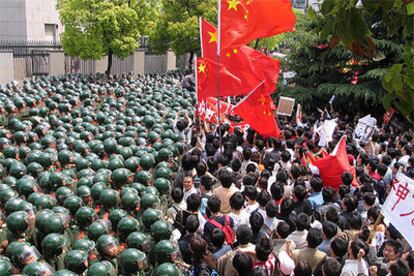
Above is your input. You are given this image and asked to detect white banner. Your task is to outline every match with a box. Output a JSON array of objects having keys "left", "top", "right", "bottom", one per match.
[
  {"left": 317, "top": 119, "right": 337, "bottom": 147},
  {"left": 353, "top": 115, "right": 377, "bottom": 143},
  {"left": 382, "top": 173, "right": 414, "bottom": 248}
]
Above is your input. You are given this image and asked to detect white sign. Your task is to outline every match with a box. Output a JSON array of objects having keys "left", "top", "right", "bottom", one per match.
[
  {"left": 382, "top": 173, "right": 414, "bottom": 249},
  {"left": 317, "top": 119, "right": 337, "bottom": 147},
  {"left": 277, "top": 97, "right": 295, "bottom": 116},
  {"left": 353, "top": 115, "right": 377, "bottom": 143}
]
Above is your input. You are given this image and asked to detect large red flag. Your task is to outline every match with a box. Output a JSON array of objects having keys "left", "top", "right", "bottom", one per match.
[
  {"left": 201, "top": 19, "right": 280, "bottom": 95},
  {"left": 233, "top": 82, "right": 280, "bottom": 137},
  {"left": 196, "top": 57, "right": 244, "bottom": 99},
  {"left": 219, "top": 0, "right": 295, "bottom": 51},
  {"left": 311, "top": 136, "right": 358, "bottom": 190}
]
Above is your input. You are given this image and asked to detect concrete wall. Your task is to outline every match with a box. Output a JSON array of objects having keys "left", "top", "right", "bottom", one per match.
[
  {"left": 24, "top": 0, "right": 63, "bottom": 41},
  {"left": 0, "top": 0, "right": 62, "bottom": 41},
  {"left": 0, "top": 50, "right": 14, "bottom": 84},
  {"left": 49, "top": 51, "right": 65, "bottom": 75},
  {"left": 133, "top": 51, "right": 145, "bottom": 75},
  {"left": 145, "top": 55, "right": 167, "bottom": 74},
  {"left": 95, "top": 56, "right": 108, "bottom": 74},
  {"left": 0, "top": 0, "right": 28, "bottom": 40},
  {"left": 166, "top": 51, "right": 176, "bottom": 71},
  {"left": 13, "top": 58, "right": 27, "bottom": 80}
]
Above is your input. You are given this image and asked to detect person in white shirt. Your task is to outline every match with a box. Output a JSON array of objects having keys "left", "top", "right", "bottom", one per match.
[
  {"left": 340, "top": 240, "right": 369, "bottom": 276},
  {"left": 182, "top": 174, "right": 197, "bottom": 203},
  {"left": 228, "top": 192, "right": 249, "bottom": 231},
  {"left": 287, "top": 213, "right": 310, "bottom": 249},
  {"left": 262, "top": 201, "right": 282, "bottom": 236},
  {"left": 243, "top": 185, "right": 259, "bottom": 215}
]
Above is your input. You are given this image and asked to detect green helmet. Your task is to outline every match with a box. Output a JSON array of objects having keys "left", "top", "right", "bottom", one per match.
[
  {"left": 0, "top": 188, "right": 18, "bottom": 207},
  {"left": 86, "top": 261, "right": 115, "bottom": 276},
  {"left": 107, "top": 157, "right": 124, "bottom": 171},
  {"left": 145, "top": 186, "right": 160, "bottom": 196},
  {"left": 140, "top": 154, "right": 155, "bottom": 170},
  {"left": 99, "top": 189, "right": 119, "bottom": 210},
  {"left": 118, "top": 146, "right": 133, "bottom": 160},
  {"left": 34, "top": 194, "right": 56, "bottom": 210},
  {"left": 155, "top": 167, "right": 172, "bottom": 179},
  {"left": 88, "top": 220, "right": 111, "bottom": 241},
  {"left": 141, "top": 208, "right": 161, "bottom": 229},
  {"left": 117, "top": 217, "right": 139, "bottom": 241},
  {"left": 48, "top": 172, "right": 64, "bottom": 191},
  {"left": 38, "top": 152, "right": 53, "bottom": 168},
  {"left": 11, "top": 242, "right": 40, "bottom": 269},
  {"left": 58, "top": 150, "right": 73, "bottom": 166},
  {"left": 55, "top": 187, "right": 74, "bottom": 205},
  {"left": 75, "top": 157, "right": 90, "bottom": 171},
  {"left": 158, "top": 148, "right": 173, "bottom": 162},
  {"left": 121, "top": 192, "right": 140, "bottom": 212},
  {"left": 4, "top": 197, "right": 24, "bottom": 216},
  {"left": 75, "top": 207, "right": 97, "bottom": 229},
  {"left": 96, "top": 235, "right": 120, "bottom": 258},
  {"left": 27, "top": 192, "right": 43, "bottom": 205},
  {"left": 72, "top": 238, "right": 96, "bottom": 253},
  {"left": 6, "top": 211, "right": 29, "bottom": 234},
  {"left": 8, "top": 162, "right": 26, "bottom": 179},
  {"left": 108, "top": 209, "right": 128, "bottom": 230},
  {"left": 35, "top": 209, "right": 55, "bottom": 233},
  {"left": 124, "top": 157, "right": 140, "bottom": 172},
  {"left": 151, "top": 221, "right": 172, "bottom": 242},
  {"left": 41, "top": 233, "right": 66, "bottom": 258},
  {"left": 126, "top": 231, "right": 152, "bottom": 253},
  {"left": 64, "top": 250, "right": 88, "bottom": 274},
  {"left": 154, "top": 263, "right": 180, "bottom": 276},
  {"left": 135, "top": 170, "right": 152, "bottom": 185},
  {"left": 131, "top": 183, "right": 146, "bottom": 196},
  {"left": 154, "top": 240, "right": 178, "bottom": 264},
  {"left": 119, "top": 248, "right": 146, "bottom": 275},
  {"left": 76, "top": 185, "right": 91, "bottom": 199},
  {"left": 54, "top": 269, "right": 78, "bottom": 276},
  {"left": 154, "top": 178, "right": 171, "bottom": 194},
  {"left": 111, "top": 168, "right": 132, "bottom": 187},
  {"left": 63, "top": 196, "right": 83, "bottom": 216},
  {"left": 22, "top": 261, "right": 54, "bottom": 276},
  {"left": 90, "top": 182, "right": 107, "bottom": 201},
  {"left": 147, "top": 131, "right": 160, "bottom": 143},
  {"left": 27, "top": 162, "right": 44, "bottom": 177},
  {"left": 141, "top": 193, "right": 159, "bottom": 210},
  {"left": 43, "top": 213, "right": 67, "bottom": 234},
  {"left": 3, "top": 146, "right": 18, "bottom": 159},
  {"left": 91, "top": 159, "right": 107, "bottom": 171},
  {"left": 103, "top": 138, "right": 118, "bottom": 154},
  {"left": 0, "top": 258, "right": 13, "bottom": 276}
]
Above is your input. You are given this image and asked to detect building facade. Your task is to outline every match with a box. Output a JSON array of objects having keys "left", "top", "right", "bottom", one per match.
[{"left": 0, "top": 0, "right": 63, "bottom": 41}]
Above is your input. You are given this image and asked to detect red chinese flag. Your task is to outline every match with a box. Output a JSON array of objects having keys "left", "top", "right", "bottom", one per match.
[
  {"left": 196, "top": 57, "right": 243, "bottom": 99},
  {"left": 219, "top": 0, "right": 295, "bottom": 51},
  {"left": 201, "top": 19, "right": 280, "bottom": 95},
  {"left": 233, "top": 82, "right": 280, "bottom": 137},
  {"left": 311, "top": 136, "right": 358, "bottom": 190}
]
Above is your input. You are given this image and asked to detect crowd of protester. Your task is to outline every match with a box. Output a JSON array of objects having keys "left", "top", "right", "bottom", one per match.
[{"left": 0, "top": 71, "right": 412, "bottom": 276}]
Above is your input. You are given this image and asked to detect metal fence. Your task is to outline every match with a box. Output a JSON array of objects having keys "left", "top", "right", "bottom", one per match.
[
  {"left": 0, "top": 40, "right": 61, "bottom": 78},
  {"left": 64, "top": 56, "right": 95, "bottom": 75}
]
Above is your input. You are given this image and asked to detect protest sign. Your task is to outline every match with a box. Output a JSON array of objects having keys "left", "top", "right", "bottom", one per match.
[
  {"left": 382, "top": 173, "right": 414, "bottom": 248},
  {"left": 353, "top": 115, "right": 377, "bottom": 143},
  {"left": 277, "top": 97, "right": 295, "bottom": 116}
]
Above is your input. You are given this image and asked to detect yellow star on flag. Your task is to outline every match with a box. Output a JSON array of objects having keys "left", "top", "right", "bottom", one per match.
[
  {"left": 198, "top": 63, "right": 206, "bottom": 73},
  {"left": 226, "top": 53, "right": 231, "bottom": 58},
  {"left": 233, "top": 48, "right": 238, "bottom": 54},
  {"left": 258, "top": 94, "right": 267, "bottom": 105},
  {"left": 227, "top": 0, "right": 240, "bottom": 11},
  {"left": 208, "top": 31, "right": 218, "bottom": 44}
]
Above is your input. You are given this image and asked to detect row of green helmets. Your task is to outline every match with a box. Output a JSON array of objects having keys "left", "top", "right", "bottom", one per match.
[{"left": 0, "top": 72, "right": 195, "bottom": 275}]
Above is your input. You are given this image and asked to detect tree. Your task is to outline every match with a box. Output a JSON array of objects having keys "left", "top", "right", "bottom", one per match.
[
  {"left": 57, "top": 0, "right": 141, "bottom": 75},
  {"left": 150, "top": 0, "right": 217, "bottom": 64},
  {"left": 309, "top": 0, "right": 414, "bottom": 121},
  {"left": 276, "top": 5, "right": 411, "bottom": 119}
]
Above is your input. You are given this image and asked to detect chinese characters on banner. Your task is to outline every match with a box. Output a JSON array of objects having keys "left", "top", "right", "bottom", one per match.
[{"left": 382, "top": 173, "right": 414, "bottom": 249}]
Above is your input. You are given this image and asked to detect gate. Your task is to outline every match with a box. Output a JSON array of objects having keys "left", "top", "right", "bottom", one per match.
[{"left": 0, "top": 40, "right": 61, "bottom": 78}]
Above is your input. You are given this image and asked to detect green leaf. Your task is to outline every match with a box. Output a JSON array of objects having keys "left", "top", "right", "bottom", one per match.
[
  {"left": 382, "top": 92, "right": 393, "bottom": 109},
  {"left": 407, "top": 2, "right": 414, "bottom": 15},
  {"left": 321, "top": 0, "right": 336, "bottom": 15}
]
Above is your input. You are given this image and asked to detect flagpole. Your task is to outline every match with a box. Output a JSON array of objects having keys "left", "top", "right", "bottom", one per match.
[
  {"left": 199, "top": 17, "right": 204, "bottom": 58},
  {"left": 217, "top": 0, "right": 223, "bottom": 153}
]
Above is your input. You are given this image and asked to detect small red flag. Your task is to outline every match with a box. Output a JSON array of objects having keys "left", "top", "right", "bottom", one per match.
[
  {"left": 311, "top": 136, "right": 358, "bottom": 190},
  {"left": 201, "top": 19, "right": 280, "bottom": 95},
  {"left": 219, "top": 0, "right": 295, "bottom": 51},
  {"left": 196, "top": 57, "right": 243, "bottom": 99},
  {"left": 233, "top": 82, "right": 280, "bottom": 137}
]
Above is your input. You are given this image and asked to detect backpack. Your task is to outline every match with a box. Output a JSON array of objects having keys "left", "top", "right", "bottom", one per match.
[
  {"left": 208, "top": 216, "right": 235, "bottom": 246},
  {"left": 173, "top": 206, "right": 191, "bottom": 235}
]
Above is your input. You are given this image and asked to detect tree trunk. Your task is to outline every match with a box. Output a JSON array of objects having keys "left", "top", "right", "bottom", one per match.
[
  {"left": 106, "top": 50, "right": 113, "bottom": 76},
  {"left": 254, "top": 39, "right": 261, "bottom": 49},
  {"left": 188, "top": 51, "right": 195, "bottom": 70}
]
